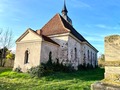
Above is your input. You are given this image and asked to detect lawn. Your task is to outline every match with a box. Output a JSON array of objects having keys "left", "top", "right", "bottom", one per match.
[{"left": 0, "top": 67, "right": 104, "bottom": 90}]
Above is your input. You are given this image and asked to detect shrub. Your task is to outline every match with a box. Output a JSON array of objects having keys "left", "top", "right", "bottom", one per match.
[
  {"left": 86, "top": 63, "right": 93, "bottom": 69},
  {"left": 28, "top": 65, "right": 45, "bottom": 78},
  {"left": 14, "top": 66, "right": 22, "bottom": 73},
  {"left": 78, "top": 63, "right": 94, "bottom": 71},
  {"left": 52, "top": 59, "right": 75, "bottom": 73},
  {"left": 28, "top": 59, "right": 75, "bottom": 78}
]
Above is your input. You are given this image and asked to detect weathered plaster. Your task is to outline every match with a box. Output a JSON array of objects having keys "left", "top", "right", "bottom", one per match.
[
  {"left": 50, "top": 35, "right": 69, "bottom": 63},
  {"left": 40, "top": 41, "right": 59, "bottom": 63},
  {"left": 83, "top": 44, "right": 98, "bottom": 67},
  {"left": 68, "top": 36, "right": 82, "bottom": 69},
  {"left": 14, "top": 31, "right": 98, "bottom": 72}
]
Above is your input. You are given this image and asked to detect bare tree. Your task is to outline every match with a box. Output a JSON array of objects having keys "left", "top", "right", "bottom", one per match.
[
  {"left": 0, "top": 28, "right": 14, "bottom": 67},
  {"left": 0, "top": 28, "right": 3, "bottom": 43}
]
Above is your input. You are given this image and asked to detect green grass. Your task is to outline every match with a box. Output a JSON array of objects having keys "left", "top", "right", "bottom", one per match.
[{"left": 0, "top": 67, "right": 104, "bottom": 90}]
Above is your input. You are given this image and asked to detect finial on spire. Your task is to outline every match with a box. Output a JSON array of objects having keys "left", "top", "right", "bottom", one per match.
[
  {"left": 62, "top": 0, "right": 68, "bottom": 14},
  {"left": 61, "top": 0, "right": 72, "bottom": 25}
]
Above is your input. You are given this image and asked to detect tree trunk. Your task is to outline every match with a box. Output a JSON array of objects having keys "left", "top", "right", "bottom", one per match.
[
  {"left": 0, "top": 59, "right": 2, "bottom": 66},
  {"left": 1, "top": 48, "right": 5, "bottom": 67}
]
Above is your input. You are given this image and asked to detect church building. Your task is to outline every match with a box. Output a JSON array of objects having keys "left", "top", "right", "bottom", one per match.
[{"left": 14, "top": 1, "right": 98, "bottom": 72}]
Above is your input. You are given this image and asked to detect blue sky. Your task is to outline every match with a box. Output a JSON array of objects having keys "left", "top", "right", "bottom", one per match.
[{"left": 0, "top": 0, "right": 120, "bottom": 56}]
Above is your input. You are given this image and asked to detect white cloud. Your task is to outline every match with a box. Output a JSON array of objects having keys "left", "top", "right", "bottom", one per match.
[
  {"left": 69, "top": 0, "right": 91, "bottom": 8},
  {"left": 95, "top": 24, "right": 120, "bottom": 30},
  {"left": 85, "top": 24, "right": 120, "bottom": 30},
  {"left": 95, "top": 24, "right": 108, "bottom": 28}
]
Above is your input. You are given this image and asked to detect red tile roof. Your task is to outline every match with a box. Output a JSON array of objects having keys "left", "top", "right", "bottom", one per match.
[
  {"left": 35, "top": 13, "right": 98, "bottom": 52},
  {"left": 37, "top": 13, "right": 86, "bottom": 42},
  {"left": 40, "top": 14, "right": 70, "bottom": 36}
]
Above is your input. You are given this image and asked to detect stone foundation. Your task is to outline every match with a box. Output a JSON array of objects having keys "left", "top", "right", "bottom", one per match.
[
  {"left": 91, "top": 82, "right": 120, "bottom": 90},
  {"left": 105, "top": 66, "right": 120, "bottom": 80}
]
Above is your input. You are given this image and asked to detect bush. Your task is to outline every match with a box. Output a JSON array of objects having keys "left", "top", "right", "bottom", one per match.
[
  {"left": 78, "top": 63, "right": 94, "bottom": 71},
  {"left": 28, "top": 65, "right": 45, "bottom": 78},
  {"left": 14, "top": 66, "right": 22, "bottom": 73},
  {"left": 52, "top": 59, "right": 75, "bottom": 73},
  {"left": 28, "top": 59, "right": 76, "bottom": 78}
]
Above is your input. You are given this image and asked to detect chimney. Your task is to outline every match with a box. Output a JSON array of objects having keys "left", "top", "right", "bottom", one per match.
[{"left": 36, "top": 30, "right": 41, "bottom": 35}]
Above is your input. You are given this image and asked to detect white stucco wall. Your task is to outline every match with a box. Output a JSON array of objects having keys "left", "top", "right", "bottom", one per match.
[
  {"left": 14, "top": 41, "right": 42, "bottom": 72},
  {"left": 14, "top": 30, "right": 42, "bottom": 72},
  {"left": 40, "top": 41, "right": 59, "bottom": 63},
  {"left": 20, "top": 31, "right": 41, "bottom": 42}
]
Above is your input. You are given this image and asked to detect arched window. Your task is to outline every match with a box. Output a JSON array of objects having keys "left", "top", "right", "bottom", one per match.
[
  {"left": 83, "top": 53, "right": 86, "bottom": 65},
  {"left": 88, "top": 50, "right": 89, "bottom": 61},
  {"left": 91, "top": 52, "right": 92, "bottom": 65},
  {"left": 75, "top": 48, "right": 77, "bottom": 61},
  {"left": 49, "top": 51, "right": 52, "bottom": 63},
  {"left": 24, "top": 50, "right": 29, "bottom": 64}
]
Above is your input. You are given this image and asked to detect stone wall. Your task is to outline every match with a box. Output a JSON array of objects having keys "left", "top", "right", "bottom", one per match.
[
  {"left": 91, "top": 82, "right": 120, "bottom": 90},
  {"left": 104, "top": 35, "right": 120, "bottom": 80},
  {"left": 50, "top": 34, "right": 98, "bottom": 69},
  {"left": 68, "top": 35, "right": 82, "bottom": 69},
  {"left": 40, "top": 41, "right": 59, "bottom": 63},
  {"left": 83, "top": 44, "right": 98, "bottom": 67},
  {"left": 105, "top": 35, "right": 120, "bottom": 61},
  {"left": 49, "top": 34, "right": 69, "bottom": 63},
  {"left": 92, "top": 35, "right": 120, "bottom": 90}
]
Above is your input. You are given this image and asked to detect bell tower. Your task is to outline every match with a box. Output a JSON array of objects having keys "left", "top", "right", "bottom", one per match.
[{"left": 61, "top": 0, "right": 72, "bottom": 25}]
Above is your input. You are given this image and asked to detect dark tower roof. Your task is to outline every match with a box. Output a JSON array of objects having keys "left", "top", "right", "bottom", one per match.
[
  {"left": 61, "top": 0, "right": 72, "bottom": 25},
  {"left": 62, "top": 0, "right": 68, "bottom": 13}
]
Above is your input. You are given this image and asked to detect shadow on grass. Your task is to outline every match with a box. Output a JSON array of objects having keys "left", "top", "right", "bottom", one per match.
[
  {"left": 0, "top": 67, "right": 104, "bottom": 90},
  {"left": 0, "top": 67, "right": 104, "bottom": 82},
  {"left": 0, "top": 67, "right": 12, "bottom": 74},
  {"left": 44, "top": 67, "right": 105, "bottom": 82}
]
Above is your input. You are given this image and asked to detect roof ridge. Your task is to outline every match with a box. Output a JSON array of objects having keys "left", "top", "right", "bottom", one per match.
[
  {"left": 59, "top": 14, "right": 86, "bottom": 41},
  {"left": 41, "top": 13, "right": 60, "bottom": 30},
  {"left": 58, "top": 14, "right": 70, "bottom": 32}
]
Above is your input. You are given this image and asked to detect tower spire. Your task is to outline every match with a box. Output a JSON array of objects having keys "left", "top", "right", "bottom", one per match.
[
  {"left": 61, "top": 0, "right": 72, "bottom": 25},
  {"left": 62, "top": 0, "right": 68, "bottom": 15}
]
